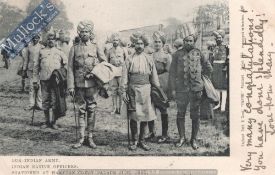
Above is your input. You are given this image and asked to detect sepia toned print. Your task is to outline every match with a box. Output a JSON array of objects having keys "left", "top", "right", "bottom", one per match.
[{"left": 0, "top": 0, "right": 229, "bottom": 157}]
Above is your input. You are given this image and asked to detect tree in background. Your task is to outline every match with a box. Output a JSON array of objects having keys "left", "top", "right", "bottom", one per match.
[{"left": 0, "top": 2, "right": 25, "bottom": 39}]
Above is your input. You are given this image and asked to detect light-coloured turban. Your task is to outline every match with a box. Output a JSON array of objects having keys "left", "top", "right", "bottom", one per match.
[
  {"left": 77, "top": 20, "right": 94, "bottom": 33},
  {"left": 213, "top": 29, "right": 225, "bottom": 38},
  {"left": 152, "top": 31, "right": 166, "bottom": 44},
  {"left": 110, "top": 33, "right": 120, "bottom": 41},
  {"left": 130, "top": 31, "right": 149, "bottom": 46}
]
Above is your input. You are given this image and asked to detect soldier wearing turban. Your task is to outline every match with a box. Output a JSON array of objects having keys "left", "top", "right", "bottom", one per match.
[
  {"left": 212, "top": 29, "right": 229, "bottom": 135},
  {"left": 146, "top": 31, "right": 172, "bottom": 143},
  {"left": 121, "top": 31, "right": 160, "bottom": 151},
  {"left": 168, "top": 27, "right": 213, "bottom": 150},
  {"left": 67, "top": 20, "right": 106, "bottom": 149},
  {"left": 106, "top": 32, "right": 128, "bottom": 115}
]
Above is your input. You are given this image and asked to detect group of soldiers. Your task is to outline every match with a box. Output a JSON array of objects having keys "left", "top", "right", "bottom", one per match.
[{"left": 18, "top": 20, "right": 229, "bottom": 151}]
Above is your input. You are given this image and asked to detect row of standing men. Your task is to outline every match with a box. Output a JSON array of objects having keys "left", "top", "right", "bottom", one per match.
[{"left": 20, "top": 20, "right": 229, "bottom": 151}]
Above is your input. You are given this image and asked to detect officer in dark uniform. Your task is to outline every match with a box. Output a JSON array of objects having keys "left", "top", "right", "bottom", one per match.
[{"left": 168, "top": 34, "right": 213, "bottom": 150}]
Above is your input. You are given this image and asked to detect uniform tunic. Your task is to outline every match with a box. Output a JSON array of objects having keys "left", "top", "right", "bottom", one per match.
[
  {"left": 22, "top": 43, "right": 43, "bottom": 108},
  {"left": 121, "top": 52, "right": 160, "bottom": 122},
  {"left": 212, "top": 43, "right": 229, "bottom": 90},
  {"left": 33, "top": 47, "right": 68, "bottom": 110},
  {"left": 168, "top": 47, "right": 213, "bottom": 119},
  {"left": 107, "top": 46, "right": 127, "bottom": 94},
  {"left": 152, "top": 49, "right": 172, "bottom": 94},
  {"left": 67, "top": 41, "right": 106, "bottom": 114}
]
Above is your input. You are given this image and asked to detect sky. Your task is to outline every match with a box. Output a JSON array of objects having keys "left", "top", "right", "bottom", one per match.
[{"left": 2, "top": 0, "right": 227, "bottom": 43}]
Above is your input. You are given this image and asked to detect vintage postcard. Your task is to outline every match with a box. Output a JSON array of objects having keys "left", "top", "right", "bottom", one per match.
[{"left": 0, "top": 0, "right": 274, "bottom": 174}]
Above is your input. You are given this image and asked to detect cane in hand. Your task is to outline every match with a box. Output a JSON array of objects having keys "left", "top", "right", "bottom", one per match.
[
  {"left": 123, "top": 92, "right": 130, "bottom": 147},
  {"left": 72, "top": 93, "right": 78, "bottom": 141}
]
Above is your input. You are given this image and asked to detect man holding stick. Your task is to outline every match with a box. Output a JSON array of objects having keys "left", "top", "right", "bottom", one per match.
[{"left": 67, "top": 20, "right": 106, "bottom": 149}]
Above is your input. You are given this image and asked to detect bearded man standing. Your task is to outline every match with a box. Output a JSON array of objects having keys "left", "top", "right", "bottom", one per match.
[
  {"left": 168, "top": 32, "right": 213, "bottom": 150},
  {"left": 67, "top": 20, "right": 106, "bottom": 149},
  {"left": 121, "top": 31, "right": 160, "bottom": 151}
]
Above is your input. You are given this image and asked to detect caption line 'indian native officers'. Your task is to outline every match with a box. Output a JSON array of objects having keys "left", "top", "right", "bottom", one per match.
[
  {"left": 22, "top": 34, "right": 43, "bottom": 110},
  {"left": 168, "top": 30, "right": 213, "bottom": 150},
  {"left": 147, "top": 31, "right": 172, "bottom": 143},
  {"left": 33, "top": 30, "right": 68, "bottom": 130},
  {"left": 107, "top": 33, "right": 128, "bottom": 115},
  {"left": 121, "top": 31, "right": 160, "bottom": 151},
  {"left": 67, "top": 20, "right": 106, "bottom": 149}
]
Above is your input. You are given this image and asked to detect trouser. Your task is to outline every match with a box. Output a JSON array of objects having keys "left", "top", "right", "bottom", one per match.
[
  {"left": 130, "top": 120, "right": 147, "bottom": 143},
  {"left": 110, "top": 76, "right": 122, "bottom": 112},
  {"left": 175, "top": 91, "right": 202, "bottom": 141},
  {"left": 148, "top": 108, "right": 168, "bottom": 137},
  {"left": 43, "top": 109, "right": 58, "bottom": 125},
  {"left": 75, "top": 87, "right": 97, "bottom": 139},
  {"left": 41, "top": 80, "right": 56, "bottom": 124},
  {"left": 28, "top": 71, "right": 42, "bottom": 108}
]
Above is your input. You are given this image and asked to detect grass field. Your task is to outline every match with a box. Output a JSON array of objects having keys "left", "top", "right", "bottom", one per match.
[{"left": 0, "top": 58, "right": 229, "bottom": 156}]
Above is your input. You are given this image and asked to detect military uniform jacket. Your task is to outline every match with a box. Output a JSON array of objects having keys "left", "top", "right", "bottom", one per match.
[
  {"left": 107, "top": 46, "right": 128, "bottom": 67},
  {"left": 67, "top": 41, "right": 106, "bottom": 89},
  {"left": 168, "top": 48, "right": 213, "bottom": 93},
  {"left": 22, "top": 43, "right": 43, "bottom": 72},
  {"left": 33, "top": 47, "right": 68, "bottom": 82},
  {"left": 152, "top": 50, "right": 172, "bottom": 75},
  {"left": 213, "top": 43, "right": 229, "bottom": 62}
]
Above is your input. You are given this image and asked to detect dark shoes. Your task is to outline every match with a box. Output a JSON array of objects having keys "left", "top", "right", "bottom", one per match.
[
  {"left": 138, "top": 142, "right": 151, "bottom": 151},
  {"left": 72, "top": 139, "right": 84, "bottom": 149},
  {"left": 128, "top": 142, "right": 138, "bottom": 151},
  {"left": 145, "top": 132, "right": 156, "bottom": 141},
  {"left": 72, "top": 138, "right": 97, "bottom": 149},
  {"left": 190, "top": 139, "right": 199, "bottom": 150},
  {"left": 175, "top": 138, "right": 188, "bottom": 147},
  {"left": 128, "top": 142, "right": 151, "bottom": 151},
  {"left": 157, "top": 136, "right": 170, "bottom": 143}
]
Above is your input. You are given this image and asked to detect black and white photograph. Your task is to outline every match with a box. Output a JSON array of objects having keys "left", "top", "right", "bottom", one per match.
[{"left": 0, "top": 0, "right": 229, "bottom": 156}]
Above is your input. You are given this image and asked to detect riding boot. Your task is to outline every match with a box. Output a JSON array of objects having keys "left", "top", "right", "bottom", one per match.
[
  {"left": 147, "top": 120, "right": 156, "bottom": 140},
  {"left": 41, "top": 110, "right": 50, "bottom": 129},
  {"left": 87, "top": 112, "right": 96, "bottom": 148},
  {"left": 72, "top": 113, "right": 85, "bottom": 149},
  {"left": 129, "top": 119, "right": 138, "bottom": 150},
  {"left": 158, "top": 114, "right": 169, "bottom": 143},
  {"left": 176, "top": 113, "right": 186, "bottom": 147},
  {"left": 191, "top": 119, "right": 200, "bottom": 150},
  {"left": 51, "top": 109, "right": 59, "bottom": 130}
]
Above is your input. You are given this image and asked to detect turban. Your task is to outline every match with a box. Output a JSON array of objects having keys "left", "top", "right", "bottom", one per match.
[
  {"left": 213, "top": 29, "right": 225, "bottom": 38},
  {"left": 110, "top": 33, "right": 120, "bottom": 41},
  {"left": 130, "top": 31, "right": 149, "bottom": 46},
  {"left": 173, "top": 38, "right": 183, "bottom": 47},
  {"left": 77, "top": 20, "right": 94, "bottom": 33},
  {"left": 46, "top": 27, "right": 56, "bottom": 39},
  {"left": 180, "top": 23, "right": 197, "bottom": 40},
  {"left": 152, "top": 31, "right": 166, "bottom": 44}
]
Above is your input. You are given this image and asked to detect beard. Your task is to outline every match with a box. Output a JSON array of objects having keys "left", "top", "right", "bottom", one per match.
[
  {"left": 81, "top": 35, "right": 90, "bottom": 42},
  {"left": 185, "top": 44, "right": 194, "bottom": 52},
  {"left": 135, "top": 47, "right": 144, "bottom": 54},
  {"left": 48, "top": 41, "right": 55, "bottom": 48}
]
